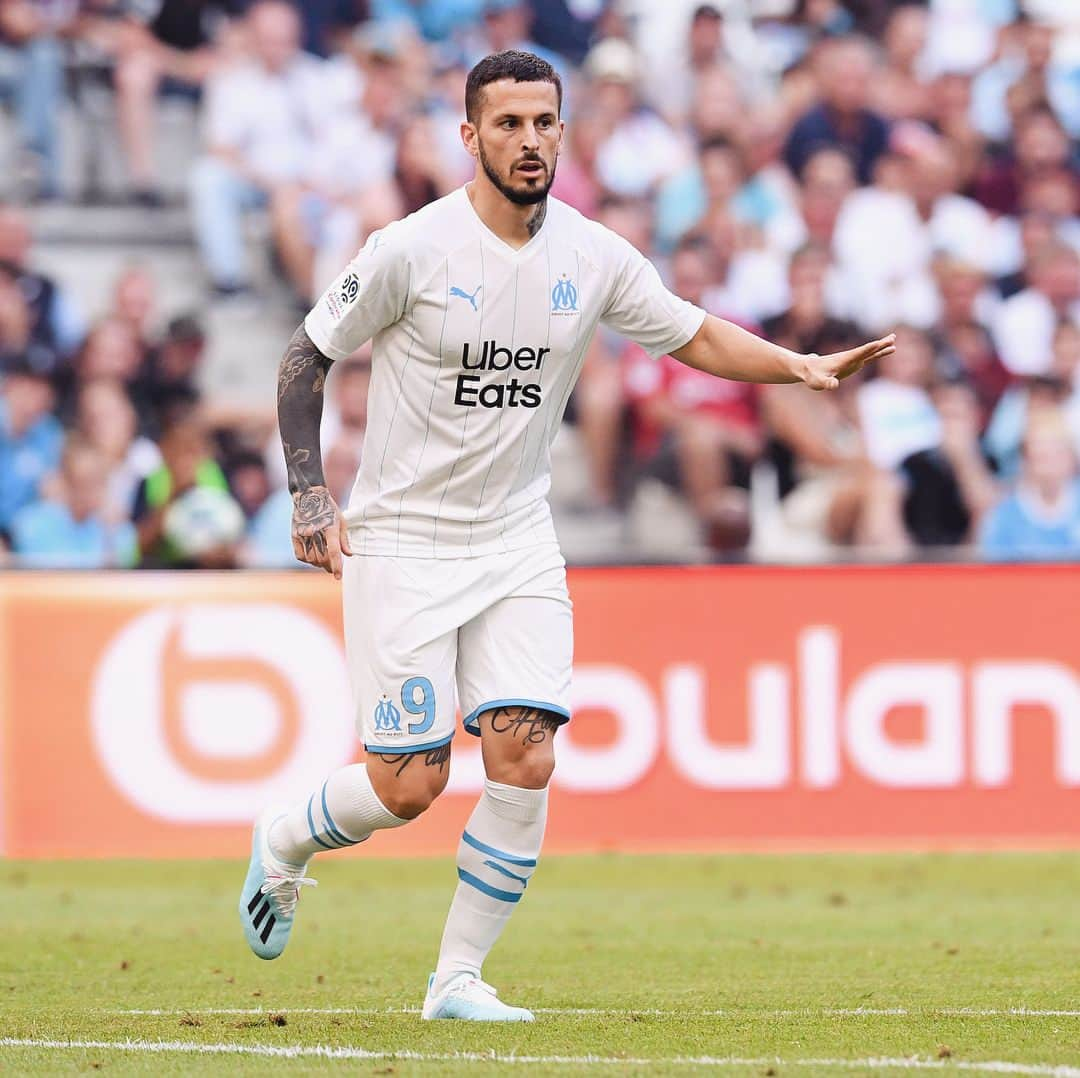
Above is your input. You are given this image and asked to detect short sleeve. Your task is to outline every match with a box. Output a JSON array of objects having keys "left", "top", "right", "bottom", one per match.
[
  {"left": 600, "top": 237, "right": 705, "bottom": 360},
  {"left": 304, "top": 225, "right": 411, "bottom": 362}
]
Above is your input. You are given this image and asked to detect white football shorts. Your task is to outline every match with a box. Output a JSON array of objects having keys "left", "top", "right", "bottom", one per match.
[{"left": 341, "top": 543, "right": 573, "bottom": 755}]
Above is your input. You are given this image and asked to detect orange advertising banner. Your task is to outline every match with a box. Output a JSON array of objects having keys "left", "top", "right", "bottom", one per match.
[{"left": 1, "top": 565, "right": 1078, "bottom": 858}]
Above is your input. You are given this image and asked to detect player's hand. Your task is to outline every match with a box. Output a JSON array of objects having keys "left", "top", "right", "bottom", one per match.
[
  {"left": 800, "top": 334, "right": 896, "bottom": 391},
  {"left": 291, "top": 485, "right": 353, "bottom": 579}
]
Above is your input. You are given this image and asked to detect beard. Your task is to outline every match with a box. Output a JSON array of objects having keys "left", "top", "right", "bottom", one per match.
[{"left": 477, "top": 139, "right": 556, "bottom": 206}]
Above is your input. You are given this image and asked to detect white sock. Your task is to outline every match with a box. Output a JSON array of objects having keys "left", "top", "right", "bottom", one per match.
[
  {"left": 268, "top": 763, "right": 407, "bottom": 865},
  {"left": 432, "top": 779, "right": 548, "bottom": 995}
]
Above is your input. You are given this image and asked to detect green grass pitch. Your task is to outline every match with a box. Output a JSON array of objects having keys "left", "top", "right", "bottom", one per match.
[{"left": 2, "top": 852, "right": 1078, "bottom": 1075}]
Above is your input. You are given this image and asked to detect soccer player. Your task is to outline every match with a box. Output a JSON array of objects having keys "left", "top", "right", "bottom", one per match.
[{"left": 239, "top": 50, "right": 895, "bottom": 1021}]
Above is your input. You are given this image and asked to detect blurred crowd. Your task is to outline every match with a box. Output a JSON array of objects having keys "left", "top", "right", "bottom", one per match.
[{"left": 1, "top": 0, "right": 1079, "bottom": 567}]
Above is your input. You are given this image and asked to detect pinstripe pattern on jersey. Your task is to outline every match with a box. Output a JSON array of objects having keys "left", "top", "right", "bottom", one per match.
[
  {"left": 395, "top": 258, "right": 451, "bottom": 555},
  {"left": 468, "top": 262, "right": 520, "bottom": 553},
  {"left": 432, "top": 237, "right": 485, "bottom": 552}
]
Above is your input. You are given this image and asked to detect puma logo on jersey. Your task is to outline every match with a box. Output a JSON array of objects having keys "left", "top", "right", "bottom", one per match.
[{"left": 450, "top": 284, "right": 482, "bottom": 311}]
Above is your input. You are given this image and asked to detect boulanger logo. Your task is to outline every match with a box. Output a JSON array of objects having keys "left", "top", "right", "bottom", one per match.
[{"left": 90, "top": 604, "right": 355, "bottom": 822}]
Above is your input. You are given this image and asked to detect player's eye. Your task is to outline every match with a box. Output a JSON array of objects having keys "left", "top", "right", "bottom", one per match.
[{"left": 501, "top": 119, "right": 517, "bottom": 129}]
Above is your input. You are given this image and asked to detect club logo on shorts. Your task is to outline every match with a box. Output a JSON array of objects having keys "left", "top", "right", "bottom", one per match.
[
  {"left": 373, "top": 694, "right": 402, "bottom": 733},
  {"left": 551, "top": 274, "right": 578, "bottom": 314}
]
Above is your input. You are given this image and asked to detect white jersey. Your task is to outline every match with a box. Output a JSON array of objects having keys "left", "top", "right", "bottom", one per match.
[{"left": 305, "top": 187, "right": 705, "bottom": 558}]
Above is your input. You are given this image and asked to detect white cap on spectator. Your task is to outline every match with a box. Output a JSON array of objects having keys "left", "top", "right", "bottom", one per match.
[{"left": 583, "top": 38, "right": 638, "bottom": 85}]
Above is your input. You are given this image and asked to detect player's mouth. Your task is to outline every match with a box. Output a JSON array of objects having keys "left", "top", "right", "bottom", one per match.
[{"left": 515, "top": 159, "right": 546, "bottom": 177}]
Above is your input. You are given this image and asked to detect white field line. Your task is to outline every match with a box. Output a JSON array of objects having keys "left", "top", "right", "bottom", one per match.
[
  {"left": 1, "top": 1038, "right": 1079, "bottom": 1075},
  {"left": 117, "top": 1006, "right": 1080, "bottom": 1019}
]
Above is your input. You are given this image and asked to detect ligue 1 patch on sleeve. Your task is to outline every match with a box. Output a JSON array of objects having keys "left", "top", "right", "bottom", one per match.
[{"left": 325, "top": 272, "right": 360, "bottom": 322}]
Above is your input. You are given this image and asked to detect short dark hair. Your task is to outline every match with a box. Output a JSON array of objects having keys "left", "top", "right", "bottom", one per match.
[{"left": 465, "top": 50, "right": 562, "bottom": 124}]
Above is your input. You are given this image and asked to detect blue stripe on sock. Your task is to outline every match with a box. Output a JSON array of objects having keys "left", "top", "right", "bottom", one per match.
[
  {"left": 483, "top": 859, "right": 530, "bottom": 887},
  {"left": 320, "top": 782, "right": 354, "bottom": 847},
  {"left": 462, "top": 830, "right": 537, "bottom": 867},
  {"left": 457, "top": 867, "right": 522, "bottom": 903},
  {"left": 306, "top": 794, "right": 337, "bottom": 851}
]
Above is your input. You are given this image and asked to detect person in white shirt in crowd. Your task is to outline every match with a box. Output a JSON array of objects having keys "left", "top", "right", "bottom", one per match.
[
  {"left": 971, "top": 13, "right": 1080, "bottom": 141},
  {"left": 985, "top": 319, "right": 1080, "bottom": 479},
  {"left": 856, "top": 323, "right": 942, "bottom": 478},
  {"left": 270, "top": 24, "right": 407, "bottom": 303},
  {"left": 73, "top": 377, "right": 162, "bottom": 519},
  {"left": 188, "top": 0, "right": 327, "bottom": 297},
  {"left": 583, "top": 37, "right": 691, "bottom": 200},
  {"left": 993, "top": 242, "right": 1080, "bottom": 376},
  {"left": 831, "top": 126, "right": 995, "bottom": 333},
  {"left": 647, "top": 3, "right": 773, "bottom": 125}
]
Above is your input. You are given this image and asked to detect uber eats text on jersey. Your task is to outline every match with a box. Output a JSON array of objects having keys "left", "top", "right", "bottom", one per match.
[{"left": 454, "top": 339, "right": 549, "bottom": 409}]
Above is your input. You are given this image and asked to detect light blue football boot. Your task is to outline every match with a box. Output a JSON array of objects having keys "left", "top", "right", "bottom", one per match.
[
  {"left": 238, "top": 809, "right": 317, "bottom": 960},
  {"left": 421, "top": 972, "right": 535, "bottom": 1021}
]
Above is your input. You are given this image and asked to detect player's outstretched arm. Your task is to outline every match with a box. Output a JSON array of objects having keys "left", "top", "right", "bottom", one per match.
[
  {"left": 671, "top": 314, "right": 896, "bottom": 390},
  {"left": 277, "top": 324, "right": 353, "bottom": 579}
]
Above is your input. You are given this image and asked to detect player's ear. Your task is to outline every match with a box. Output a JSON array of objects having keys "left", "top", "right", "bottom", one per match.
[{"left": 461, "top": 121, "right": 479, "bottom": 159}]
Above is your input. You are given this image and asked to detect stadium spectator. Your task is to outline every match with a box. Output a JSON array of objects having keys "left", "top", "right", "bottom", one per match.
[
  {"left": 649, "top": 3, "right": 771, "bottom": 124},
  {"left": 0, "top": 0, "right": 75, "bottom": 200},
  {"left": 135, "top": 313, "right": 205, "bottom": 433},
  {"left": 188, "top": 0, "right": 327, "bottom": 297},
  {"left": 656, "top": 135, "right": 804, "bottom": 258},
  {"left": 0, "top": 357, "right": 62, "bottom": 532},
  {"left": 992, "top": 243, "right": 1080, "bottom": 376},
  {"left": 525, "top": 0, "right": 604, "bottom": 66},
  {"left": 83, "top": 0, "right": 241, "bottom": 206},
  {"left": 74, "top": 376, "right": 161, "bottom": 519},
  {"left": 793, "top": 147, "right": 856, "bottom": 250},
  {"left": 972, "top": 105, "right": 1075, "bottom": 217},
  {"left": 985, "top": 320, "right": 1080, "bottom": 480},
  {"left": 584, "top": 37, "right": 690, "bottom": 199},
  {"left": 133, "top": 415, "right": 233, "bottom": 566},
  {"left": 226, "top": 447, "right": 272, "bottom": 521},
  {"left": 66, "top": 316, "right": 147, "bottom": 429},
  {"left": 856, "top": 324, "right": 941, "bottom": 476},
  {"left": 901, "top": 378, "right": 999, "bottom": 547},
  {"left": 782, "top": 35, "right": 890, "bottom": 185},
  {"left": 369, "top": 0, "right": 482, "bottom": 43},
  {"left": 971, "top": 14, "right": 1080, "bottom": 142},
  {"left": 10, "top": 435, "right": 137, "bottom": 567},
  {"left": 870, "top": 4, "right": 931, "bottom": 123},
  {"left": 0, "top": 203, "right": 83, "bottom": 369},
  {"left": 108, "top": 264, "right": 158, "bottom": 361},
  {"left": 980, "top": 406, "right": 1080, "bottom": 560},
  {"left": 469, "top": 0, "right": 564, "bottom": 77},
  {"left": 622, "top": 236, "right": 762, "bottom": 550},
  {"left": 294, "top": 0, "right": 367, "bottom": 58},
  {"left": 269, "top": 25, "right": 408, "bottom": 302}
]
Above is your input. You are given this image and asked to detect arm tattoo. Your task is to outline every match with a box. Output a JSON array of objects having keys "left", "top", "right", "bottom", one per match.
[
  {"left": 292, "top": 486, "right": 335, "bottom": 560},
  {"left": 376, "top": 743, "right": 451, "bottom": 778},
  {"left": 488, "top": 706, "right": 561, "bottom": 745},
  {"left": 278, "top": 324, "right": 332, "bottom": 494},
  {"left": 526, "top": 200, "right": 547, "bottom": 239}
]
